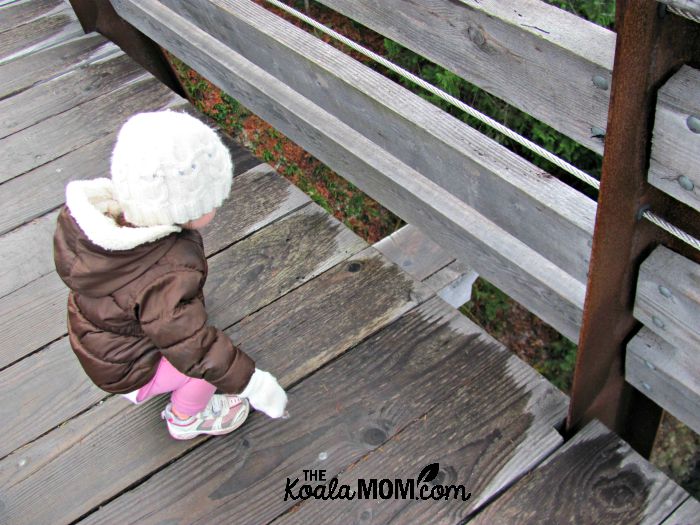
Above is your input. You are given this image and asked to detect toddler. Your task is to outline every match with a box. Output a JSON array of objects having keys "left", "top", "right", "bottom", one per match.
[{"left": 53, "top": 110, "right": 288, "bottom": 440}]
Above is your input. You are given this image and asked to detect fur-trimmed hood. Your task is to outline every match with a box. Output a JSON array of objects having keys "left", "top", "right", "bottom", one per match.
[
  {"left": 54, "top": 179, "right": 182, "bottom": 298},
  {"left": 65, "top": 178, "right": 180, "bottom": 251}
]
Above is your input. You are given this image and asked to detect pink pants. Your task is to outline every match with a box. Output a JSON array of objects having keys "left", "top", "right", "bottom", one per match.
[{"left": 135, "top": 357, "right": 216, "bottom": 416}]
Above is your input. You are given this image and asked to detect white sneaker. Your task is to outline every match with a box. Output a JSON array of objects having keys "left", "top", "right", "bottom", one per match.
[{"left": 160, "top": 395, "right": 249, "bottom": 440}]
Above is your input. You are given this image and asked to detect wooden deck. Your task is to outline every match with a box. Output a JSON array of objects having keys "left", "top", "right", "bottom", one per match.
[{"left": 0, "top": 2, "right": 696, "bottom": 523}]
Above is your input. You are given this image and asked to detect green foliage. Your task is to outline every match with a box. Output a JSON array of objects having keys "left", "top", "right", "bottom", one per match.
[{"left": 536, "top": 338, "right": 578, "bottom": 392}]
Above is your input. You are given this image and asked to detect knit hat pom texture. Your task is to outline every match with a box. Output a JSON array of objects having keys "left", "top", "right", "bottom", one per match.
[{"left": 111, "top": 110, "right": 233, "bottom": 227}]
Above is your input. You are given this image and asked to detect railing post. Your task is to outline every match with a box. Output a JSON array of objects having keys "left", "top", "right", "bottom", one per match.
[
  {"left": 68, "top": 0, "right": 185, "bottom": 98},
  {"left": 568, "top": 0, "right": 700, "bottom": 455}
]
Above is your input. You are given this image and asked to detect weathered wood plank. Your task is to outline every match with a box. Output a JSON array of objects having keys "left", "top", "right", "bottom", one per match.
[
  {"left": 471, "top": 420, "right": 688, "bottom": 525},
  {"left": 0, "top": 201, "right": 366, "bottom": 457},
  {"left": 626, "top": 328, "right": 700, "bottom": 435},
  {"left": 0, "top": 210, "right": 58, "bottom": 299},
  {"left": 204, "top": 203, "right": 367, "bottom": 329},
  {"left": 161, "top": 0, "right": 596, "bottom": 285},
  {"left": 1, "top": 250, "right": 431, "bottom": 525},
  {"left": 0, "top": 271, "right": 67, "bottom": 370},
  {"left": 0, "top": 337, "right": 105, "bottom": 460},
  {"left": 374, "top": 225, "right": 478, "bottom": 306},
  {"left": 0, "top": 4, "right": 83, "bottom": 65},
  {"left": 0, "top": 173, "right": 315, "bottom": 369},
  {"left": 661, "top": 497, "right": 700, "bottom": 525},
  {"left": 0, "top": 0, "right": 63, "bottom": 34},
  {"left": 0, "top": 51, "right": 144, "bottom": 138},
  {"left": 0, "top": 75, "right": 181, "bottom": 183},
  {"left": 374, "top": 224, "right": 454, "bottom": 281},
  {"left": 271, "top": 342, "right": 567, "bottom": 524},
  {"left": 649, "top": 66, "right": 700, "bottom": 213},
  {"left": 111, "top": 0, "right": 586, "bottom": 340},
  {"left": 634, "top": 245, "right": 700, "bottom": 351},
  {"left": 313, "top": 0, "right": 614, "bottom": 154},
  {"left": 80, "top": 297, "right": 564, "bottom": 525},
  {"left": 0, "top": 33, "right": 110, "bottom": 99}
]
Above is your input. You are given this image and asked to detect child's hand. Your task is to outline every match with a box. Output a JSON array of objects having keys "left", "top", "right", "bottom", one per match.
[{"left": 239, "top": 368, "right": 288, "bottom": 418}]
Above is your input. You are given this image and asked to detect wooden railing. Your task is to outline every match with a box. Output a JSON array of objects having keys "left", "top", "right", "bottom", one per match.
[{"left": 70, "top": 0, "right": 700, "bottom": 454}]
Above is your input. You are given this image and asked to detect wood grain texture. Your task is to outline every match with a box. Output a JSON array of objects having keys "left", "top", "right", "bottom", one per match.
[
  {"left": 374, "top": 224, "right": 454, "bottom": 281},
  {"left": 161, "top": 0, "right": 595, "bottom": 285},
  {"left": 0, "top": 337, "right": 105, "bottom": 459},
  {"left": 0, "top": 170, "right": 314, "bottom": 368},
  {"left": 110, "top": 0, "right": 586, "bottom": 341},
  {"left": 78, "top": 297, "right": 531, "bottom": 525},
  {"left": 271, "top": 327, "right": 567, "bottom": 525},
  {"left": 0, "top": 270, "right": 67, "bottom": 370},
  {"left": 626, "top": 328, "right": 700, "bottom": 435},
  {"left": 661, "top": 497, "right": 700, "bottom": 525},
  {"left": 0, "top": 75, "right": 181, "bottom": 183},
  {"left": 0, "top": 210, "right": 58, "bottom": 298},
  {"left": 2, "top": 251, "right": 431, "bottom": 525},
  {"left": 0, "top": 4, "right": 83, "bottom": 65},
  {"left": 470, "top": 420, "right": 688, "bottom": 525},
  {"left": 204, "top": 203, "right": 367, "bottom": 330},
  {"left": 0, "top": 33, "right": 110, "bottom": 99},
  {"left": 0, "top": 51, "right": 144, "bottom": 138},
  {"left": 634, "top": 245, "right": 700, "bottom": 351},
  {"left": 314, "top": 0, "right": 614, "bottom": 153},
  {"left": 649, "top": 66, "right": 700, "bottom": 212},
  {"left": 0, "top": 0, "right": 64, "bottom": 34}
]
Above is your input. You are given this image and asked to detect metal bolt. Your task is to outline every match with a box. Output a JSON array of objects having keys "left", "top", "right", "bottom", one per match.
[
  {"left": 592, "top": 75, "right": 609, "bottom": 90},
  {"left": 642, "top": 382, "right": 652, "bottom": 391},
  {"left": 658, "top": 285, "right": 672, "bottom": 298},
  {"left": 687, "top": 115, "right": 700, "bottom": 134},
  {"left": 678, "top": 175, "right": 695, "bottom": 192},
  {"left": 18, "top": 458, "right": 26, "bottom": 467},
  {"left": 645, "top": 360, "right": 656, "bottom": 371},
  {"left": 652, "top": 315, "right": 665, "bottom": 329},
  {"left": 318, "top": 451, "right": 328, "bottom": 461}
]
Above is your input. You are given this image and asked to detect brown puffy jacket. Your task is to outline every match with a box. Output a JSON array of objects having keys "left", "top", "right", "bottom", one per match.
[{"left": 53, "top": 178, "right": 255, "bottom": 395}]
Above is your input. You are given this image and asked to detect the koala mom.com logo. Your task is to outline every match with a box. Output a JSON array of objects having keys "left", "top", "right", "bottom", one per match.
[{"left": 284, "top": 463, "right": 471, "bottom": 502}]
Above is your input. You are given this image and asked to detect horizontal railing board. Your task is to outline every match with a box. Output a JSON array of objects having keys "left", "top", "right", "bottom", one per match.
[
  {"left": 313, "top": 0, "right": 614, "bottom": 154},
  {"left": 626, "top": 328, "right": 700, "bottom": 435},
  {"left": 634, "top": 245, "right": 700, "bottom": 351},
  {"left": 160, "top": 0, "right": 595, "bottom": 285},
  {"left": 648, "top": 65, "right": 700, "bottom": 212},
  {"left": 110, "top": 0, "right": 586, "bottom": 340}
]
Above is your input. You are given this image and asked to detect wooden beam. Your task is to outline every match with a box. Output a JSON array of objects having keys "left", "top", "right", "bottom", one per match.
[
  {"left": 159, "top": 0, "right": 596, "bottom": 285},
  {"left": 634, "top": 245, "right": 700, "bottom": 351},
  {"left": 313, "top": 0, "right": 614, "bottom": 153},
  {"left": 648, "top": 65, "right": 700, "bottom": 213},
  {"left": 626, "top": 328, "right": 700, "bottom": 435},
  {"left": 110, "top": 0, "right": 587, "bottom": 340},
  {"left": 568, "top": 0, "right": 700, "bottom": 455}
]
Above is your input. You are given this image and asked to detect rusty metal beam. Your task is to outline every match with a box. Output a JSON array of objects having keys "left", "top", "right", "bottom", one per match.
[
  {"left": 68, "top": 0, "right": 185, "bottom": 97},
  {"left": 568, "top": 0, "right": 700, "bottom": 456}
]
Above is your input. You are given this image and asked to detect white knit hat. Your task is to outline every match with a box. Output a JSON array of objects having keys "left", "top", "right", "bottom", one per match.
[{"left": 111, "top": 110, "right": 233, "bottom": 227}]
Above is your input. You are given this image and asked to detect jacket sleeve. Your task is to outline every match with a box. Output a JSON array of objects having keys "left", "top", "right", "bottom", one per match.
[{"left": 136, "top": 268, "right": 255, "bottom": 393}]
